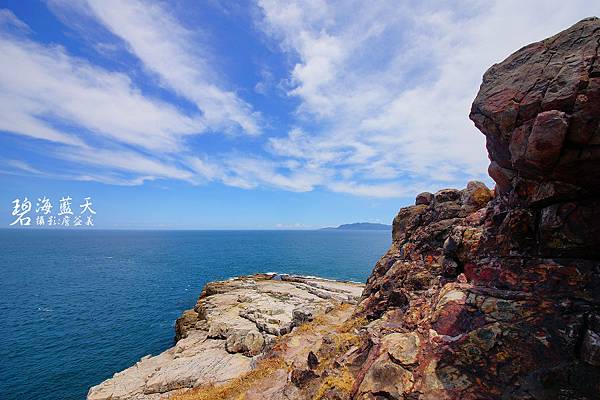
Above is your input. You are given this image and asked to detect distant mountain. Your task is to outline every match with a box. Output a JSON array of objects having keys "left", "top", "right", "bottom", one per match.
[{"left": 321, "top": 222, "right": 391, "bottom": 231}]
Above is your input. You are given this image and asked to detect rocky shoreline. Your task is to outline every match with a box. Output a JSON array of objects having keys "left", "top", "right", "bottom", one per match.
[{"left": 87, "top": 274, "right": 364, "bottom": 400}]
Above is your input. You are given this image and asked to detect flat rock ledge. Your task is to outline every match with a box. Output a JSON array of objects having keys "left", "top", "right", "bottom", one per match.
[{"left": 87, "top": 274, "right": 364, "bottom": 400}]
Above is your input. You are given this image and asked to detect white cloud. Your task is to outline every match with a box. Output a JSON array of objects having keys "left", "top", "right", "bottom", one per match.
[
  {"left": 0, "top": 23, "right": 204, "bottom": 151},
  {"left": 0, "top": 9, "right": 31, "bottom": 33},
  {"left": 1, "top": 156, "right": 161, "bottom": 186},
  {"left": 63, "top": 148, "right": 195, "bottom": 181},
  {"left": 187, "top": 154, "right": 324, "bottom": 192},
  {"left": 0, "top": 10, "right": 211, "bottom": 187},
  {"left": 328, "top": 181, "right": 422, "bottom": 199},
  {"left": 49, "top": 0, "right": 261, "bottom": 136},
  {"left": 3, "top": 159, "right": 44, "bottom": 175}
]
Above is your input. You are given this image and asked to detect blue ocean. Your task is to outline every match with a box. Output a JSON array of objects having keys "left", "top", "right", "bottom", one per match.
[{"left": 0, "top": 229, "right": 390, "bottom": 400}]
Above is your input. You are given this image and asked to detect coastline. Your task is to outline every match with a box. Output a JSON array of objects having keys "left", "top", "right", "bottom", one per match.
[{"left": 87, "top": 273, "right": 364, "bottom": 400}]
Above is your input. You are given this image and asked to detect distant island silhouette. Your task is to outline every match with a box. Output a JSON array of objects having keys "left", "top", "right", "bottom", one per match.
[{"left": 320, "top": 222, "right": 391, "bottom": 231}]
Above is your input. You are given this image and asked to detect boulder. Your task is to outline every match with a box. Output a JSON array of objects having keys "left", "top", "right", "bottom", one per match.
[
  {"left": 470, "top": 17, "right": 600, "bottom": 199},
  {"left": 357, "top": 356, "right": 414, "bottom": 399},
  {"left": 461, "top": 181, "right": 493, "bottom": 210},
  {"left": 225, "top": 329, "right": 265, "bottom": 356},
  {"left": 415, "top": 192, "right": 434, "bottom": 205},
  {"left": 381, "top": 332, "right": 420, "bottom": 365}
]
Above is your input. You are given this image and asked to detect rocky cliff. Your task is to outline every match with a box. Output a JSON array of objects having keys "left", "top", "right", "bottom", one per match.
[
  {"left": 348, "top": 18, "right": 600, "bottom": 399},
  {"left": 88, "top": 17, "right": 600, "bottom": 400},
  {"left": 345, "top": 17, "right": 600, "bottom": 399}
]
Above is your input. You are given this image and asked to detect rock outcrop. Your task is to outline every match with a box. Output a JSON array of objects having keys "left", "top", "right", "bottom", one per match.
[
  {"left": 345, "top": 17, "right": 600, "bottom": 400},
  {"left": 86, "top": 274, "right": 363, "bottom": 400},
  {"left": 350, "top": 17, "right": 600, "bottom": 400}
]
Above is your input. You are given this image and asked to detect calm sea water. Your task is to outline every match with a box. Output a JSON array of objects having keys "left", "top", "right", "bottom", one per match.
[{"left": 0, "top": 229, "right": 390, "bottom": 400}]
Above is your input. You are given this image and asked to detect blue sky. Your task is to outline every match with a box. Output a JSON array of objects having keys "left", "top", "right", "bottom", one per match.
[{"left": 0, "top": 0, "right": 598, "bottom": 229}]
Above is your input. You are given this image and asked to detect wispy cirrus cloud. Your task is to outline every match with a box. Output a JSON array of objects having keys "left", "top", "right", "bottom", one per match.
[
  {"left": 48, "top": 0, "right": 262, "bottom": 136},
  {"left": 0, "top": 9, "right": 207, "bottom": 184},
  {"left": 0, "top": 15, "right": 204, "bottom": 151},
  {"left": 1, "top": 156, "right": 167, "bottom": 186},
  {"left": 0, "top": 8, "right": 31, "bottom": 33},
  {"left": 187, "top": 155, "right": 324, "bottom": 192},
  {"left": 63, "top": 148, "right": 195, "bottom": 182}
]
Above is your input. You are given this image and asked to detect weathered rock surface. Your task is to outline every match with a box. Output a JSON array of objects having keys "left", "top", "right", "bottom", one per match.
[
  {"left": 86, "top": 274, "right": 363, "bottom": 400},
  {"left": 175, "top": 18, "right": 600, "bottom": 400}
]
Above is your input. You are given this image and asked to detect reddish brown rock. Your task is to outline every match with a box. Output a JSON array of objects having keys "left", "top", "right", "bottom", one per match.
[
  {"left": 415, "top": 192, "right": 434, "bottom": 205},
  {"left": 471, "top": 16, "right": 600, "bottom": 199},
  {"left": 525, "top": 110, "right": 568, "bottom": 170},
  {"left": 357, "top": 355, "right": 414, "bottom": 399},
  {"left": 487, "top": 161, "right": 514, "bottom": 194},
  {"left": 461, "top": 181, "right": 493, "bottom": 209}
]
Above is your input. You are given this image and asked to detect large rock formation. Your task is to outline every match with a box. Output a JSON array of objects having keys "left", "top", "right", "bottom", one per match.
[
  {"left": 86, "top": 274, "right": 363, "bottom": 400},
  {"left": 347, "top": 17, "right": 600, "bottom": 399},
  {"left": 470, "top": 16, "right": 600, "bottom": 258}
]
